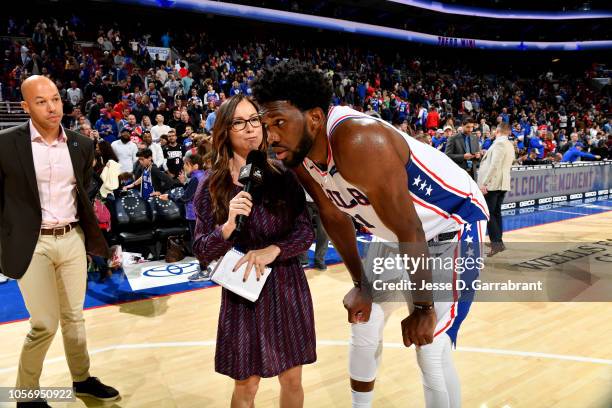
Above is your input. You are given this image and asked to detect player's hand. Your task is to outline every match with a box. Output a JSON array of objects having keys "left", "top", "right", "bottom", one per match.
[
  {"left": 343, "top": 286, "right": 372, "bottom": 323},
  {"left": 233, "top": 245, "right": 280, "bottom": 282},
  {"left": 401, "top": 308, "right": 437, "bottom": 347}
]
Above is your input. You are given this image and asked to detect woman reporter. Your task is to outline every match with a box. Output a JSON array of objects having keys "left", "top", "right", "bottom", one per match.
[{"left": 192, "top": 94, "right": 316, "bottom": 408}]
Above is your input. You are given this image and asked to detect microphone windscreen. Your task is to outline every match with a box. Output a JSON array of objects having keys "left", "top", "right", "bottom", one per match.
[{"left": 246, "top": 149, "right": 267, "bottom": 166}]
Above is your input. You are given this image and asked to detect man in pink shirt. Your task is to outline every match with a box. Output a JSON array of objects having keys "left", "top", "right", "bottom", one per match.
[{"left": 0, "top": 76, "right": 119, "bottom": 407}]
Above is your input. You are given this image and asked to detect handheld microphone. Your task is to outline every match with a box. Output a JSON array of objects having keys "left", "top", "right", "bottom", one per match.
[{"left": 234, "top": 149, "right": 266, "bottom": 235}]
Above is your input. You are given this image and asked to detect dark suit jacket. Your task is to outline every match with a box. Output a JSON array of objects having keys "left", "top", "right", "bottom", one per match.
[
  {"left": 445, "top": 133, "right": 481, "bottom": 173},
  {"left": 0, "top": 122, "right": 109, "bottom": 279}
]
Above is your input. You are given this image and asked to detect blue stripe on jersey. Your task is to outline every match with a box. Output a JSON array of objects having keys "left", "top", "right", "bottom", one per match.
[
  {"left": 406, "top": 161, "right": 488, "bottom": 224},
  {"left": 445, "top": 222, "right": 483, "bottom": 345}
]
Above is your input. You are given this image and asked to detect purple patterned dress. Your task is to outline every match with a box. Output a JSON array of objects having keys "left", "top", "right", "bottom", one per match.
[{"left": 193, "top": 169, "right": 317, "bottom": 380}]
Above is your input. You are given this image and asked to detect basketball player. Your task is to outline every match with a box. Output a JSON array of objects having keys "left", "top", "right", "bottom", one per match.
[{"left": 252, "top": 62, "right": 489, "bottom": 408}]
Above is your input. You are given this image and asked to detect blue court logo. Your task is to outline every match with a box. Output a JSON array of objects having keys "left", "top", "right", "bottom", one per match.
[{"left": 143, "top": 262, "right": 199, "bottom": 278}]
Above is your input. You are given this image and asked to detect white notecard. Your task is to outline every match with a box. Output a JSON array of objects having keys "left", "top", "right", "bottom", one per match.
[{"left": 211, "top": 248, "right": 272, "bottom": 302}]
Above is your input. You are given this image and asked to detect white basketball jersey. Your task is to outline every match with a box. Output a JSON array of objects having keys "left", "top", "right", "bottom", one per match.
[{"left": 303, "top": 106, "right": 489, "bottom": 241}]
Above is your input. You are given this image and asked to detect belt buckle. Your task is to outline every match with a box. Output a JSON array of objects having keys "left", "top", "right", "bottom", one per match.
[{"left": 53, "top": 225, "right": 66, "bottom": 237}]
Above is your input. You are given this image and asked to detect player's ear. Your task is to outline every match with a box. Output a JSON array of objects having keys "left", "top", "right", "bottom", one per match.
[{"left": 306, "top": 107, "right": 324, "bottom": 131}]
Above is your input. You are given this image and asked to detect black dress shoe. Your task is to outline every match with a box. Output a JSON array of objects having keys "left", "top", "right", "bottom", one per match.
[
  {"left": 73, "top": 377, "right": 120, "bottom": 401},
  {"left": 487, "top": 242, "right": 507, "bottom": 257},
  {"left": 16, "top": 400, "right": 51, "bottom": 407}
]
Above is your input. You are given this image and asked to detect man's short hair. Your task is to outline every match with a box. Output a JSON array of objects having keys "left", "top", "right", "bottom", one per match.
[
  {"left": 462, "top": 117, "right": 474, "bottom": 126},
  {"left": 251, "top": 61, "right": 333, "bottom": 112},
  {"left": 498, "top": 122, "right": 511, "bottom": 134},
  {"left": 136, "top": 148, "right": 153, "bottom": 159}
]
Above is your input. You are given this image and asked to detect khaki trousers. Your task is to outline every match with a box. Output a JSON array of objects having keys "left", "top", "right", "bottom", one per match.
[{"left": 16, "top": 226, "right": 91, "bottom": 389}]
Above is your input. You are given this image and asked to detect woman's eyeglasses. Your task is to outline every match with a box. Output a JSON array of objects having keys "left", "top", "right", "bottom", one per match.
[{"left": 231, "top": 116, "right": 262, "bottom": 131}]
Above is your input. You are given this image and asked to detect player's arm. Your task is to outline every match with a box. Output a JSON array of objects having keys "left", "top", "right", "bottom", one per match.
[
  {"left": 294, "top": 165, "right": 372, "bottom": 323},
  {"left": 332, "top": 121, "right": 436, "bottom": 347}
]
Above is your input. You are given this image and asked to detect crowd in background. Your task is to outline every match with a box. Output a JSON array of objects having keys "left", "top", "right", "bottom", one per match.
[{"left": 0, "top": 14, "right": 611, "bottom": 279}]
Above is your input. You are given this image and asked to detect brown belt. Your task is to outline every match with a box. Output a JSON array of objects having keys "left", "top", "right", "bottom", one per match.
[{"left": 40, "top": 222, "right": 79, "bottom": 237}]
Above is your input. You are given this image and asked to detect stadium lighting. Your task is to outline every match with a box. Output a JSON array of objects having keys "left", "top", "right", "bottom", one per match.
[
  {"left": 387, "top": 0, "right": 611, "bottom": 20},
  {"left": 125, "top": 0, "right": 612, "bottom": 51}
]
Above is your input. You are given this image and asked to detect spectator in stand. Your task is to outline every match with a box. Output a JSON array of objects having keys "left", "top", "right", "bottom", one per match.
[
  {"left": 88, "top": 94, "right": 105, "bottom": 125},
  {"left": 178, "top": 62, "right": 189, "bottom": 78},
  {"left": 67, "top": 80, "right": 83, "bottom": 108},
  {"left": 481, "top": 130, "right": 494, "bottom": 152},
  {"left": 543, "top": 132, "right": 557, "bottom": 156},
  {"left": 111, "top": 129, "right": 138, "bottom": 173},
  {"left": 391, "top": 115, "right": 409, "bottom": 134},
  {"left": 520, "top": 149, "right": 549, "bottom": 165},
  {"left": 205, "top": 102, "right": 218, "bottom": 134},
  {"left": 205, "top": 84, "right": 219, "bottom": 104},
  {"left": 122, "top": 114, "right": 143, "bottom": 143},
  {"left": 176, "top": 110, "right": 193, "bottom": 136},
  {"left": 164, "top": 73, "right": 181, "bottom": 100},
  {"left": 163, "top": 129, "right": 184, "bottom": 177},
  {"left": 480, "top": 118, "right": 490, "bottom": 135},
  {"left": 95, "top": 108, "right": 118, "bottom": 143},
  {"left": 425, "top": 105, "right": 439, "bottom": 130},
  {"left": 123, "top": 149, "right": 177, "bottom": 200},
  {"left": 167, "top": 109, "right": 182, "bottom": 131},
  {"left": 182, "top": 125, "right": 196, "bottom": 149},
  {"left": 151, "top": 113, "right": 170, "bottom": 144},
  {"left": 528, "top": 129, "right": 546, "bottom": 159},
  {"left": 141, "top": 115, "right": 153, "bottom": 132},
  {"left": 141, "top": 130, "right": 165, "bottom": 169},
  {"left": 431, "top": 129, "right": 447, "bottom": 151},
  {"left": 561, "top": 142, "right": 601, "bottom": 163},
  {"left": 181, "top": 71, "right": 194, "bottom": 94},
  {"left": 145, "top": 81, "right": 163, "bottom": 110}
]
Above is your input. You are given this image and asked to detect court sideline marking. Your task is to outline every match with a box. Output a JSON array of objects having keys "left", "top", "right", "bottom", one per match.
[{"left": 0, "top": 340, "right": 610, "bottom": 375}]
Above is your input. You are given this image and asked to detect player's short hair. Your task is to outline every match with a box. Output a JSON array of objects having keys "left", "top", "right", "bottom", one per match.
[{"left": 252, "top": 61, "right": 333, "bottom": 112}]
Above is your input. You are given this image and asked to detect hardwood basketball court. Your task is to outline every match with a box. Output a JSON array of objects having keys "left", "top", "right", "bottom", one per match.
[{"left": 0, "top": 211, "right": 611, "bottom": 408}]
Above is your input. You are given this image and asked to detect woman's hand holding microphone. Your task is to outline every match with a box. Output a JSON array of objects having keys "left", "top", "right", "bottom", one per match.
[
  {"left": 221, "top": 191, "right": 253, "bottom": 240},
  {"left": 221, "top": 191, "right": 281, "bottom": 282}
]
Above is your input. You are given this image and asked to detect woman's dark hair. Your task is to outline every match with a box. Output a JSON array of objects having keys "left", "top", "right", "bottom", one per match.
[
  {"left": 207, "top": 94, "right": 304, "bottom": 225},
  {"left": 94, "top": 152, "right": 104, "bottom": 174},
  {"left": 97, "top": 140, "right": 118, "bottom": 164},
  {"left": 251, "top": 61, "right": 332, "bottom": 112}
]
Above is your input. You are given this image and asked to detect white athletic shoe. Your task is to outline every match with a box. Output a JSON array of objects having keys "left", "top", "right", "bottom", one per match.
[{"left": 0, "top": 273, "right": 8, "bottom": 284}]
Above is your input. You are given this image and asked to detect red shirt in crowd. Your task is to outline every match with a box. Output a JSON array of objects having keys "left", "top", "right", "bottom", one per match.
[{"left": 426, "top": 110, "right": 440, "bottom": 129}]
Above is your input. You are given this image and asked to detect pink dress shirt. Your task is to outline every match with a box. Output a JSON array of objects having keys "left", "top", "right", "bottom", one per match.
[{"left": 29, "top": 120, "right": 79, "bottom": 228}]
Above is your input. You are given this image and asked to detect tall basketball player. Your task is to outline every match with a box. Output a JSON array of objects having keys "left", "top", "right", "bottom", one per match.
[{"left": 252, "top": 62, "right": 489, "bottom": 408}]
